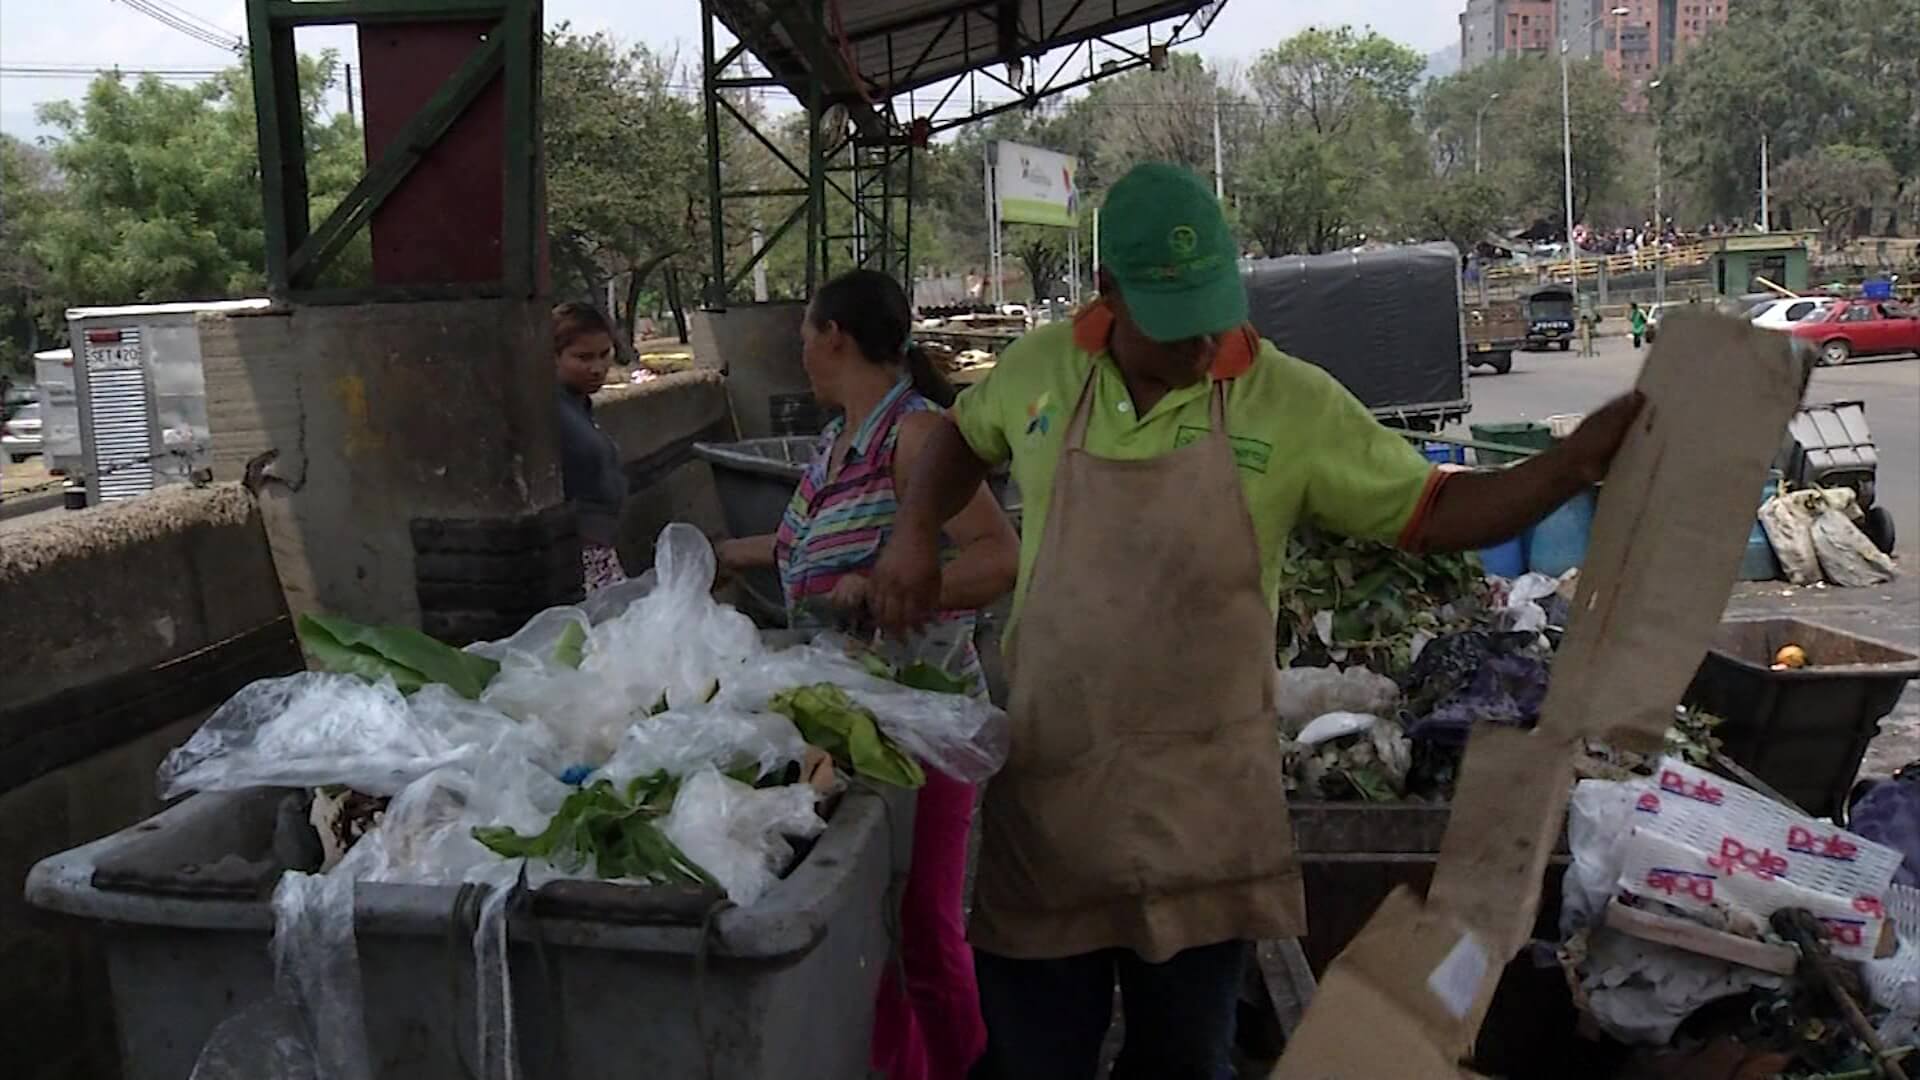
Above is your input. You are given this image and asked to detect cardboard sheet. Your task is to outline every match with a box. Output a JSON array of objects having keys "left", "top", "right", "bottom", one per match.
[{"left": 1273, "top": 313, "right": 1809, "bottom": 1078}]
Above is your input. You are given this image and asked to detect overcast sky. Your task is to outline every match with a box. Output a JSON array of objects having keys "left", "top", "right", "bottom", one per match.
[{"left": 1, "top": 0, "right": 1463, "bottom": 139}]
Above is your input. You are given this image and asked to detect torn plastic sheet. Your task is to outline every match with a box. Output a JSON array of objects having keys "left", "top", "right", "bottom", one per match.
[
  {"left": 591, "top": 704, "right": 807, "bottom": 787},
  {"left": 659, "top": 767, "right": 825, "bottom": 905}
]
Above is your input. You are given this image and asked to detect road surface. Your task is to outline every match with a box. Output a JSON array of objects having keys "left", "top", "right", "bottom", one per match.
[{"left": 1462, "top": 335, "right": 1918, "bottom": 557}]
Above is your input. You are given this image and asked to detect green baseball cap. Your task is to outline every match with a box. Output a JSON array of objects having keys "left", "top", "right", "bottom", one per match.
[{"left": 1097, "top": 162, "right": 1246, "bottom": 342}]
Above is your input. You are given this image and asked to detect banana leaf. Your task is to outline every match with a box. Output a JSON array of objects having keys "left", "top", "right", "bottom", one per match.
[
  {"left": 297, "top": 612, "right": 499, "bottom": 699},
  {"left": 770, "top": 684, "right": 925, "bottom": 789},
  {"left": 472, "top": 775, "right": 716, "bottom": 885}
]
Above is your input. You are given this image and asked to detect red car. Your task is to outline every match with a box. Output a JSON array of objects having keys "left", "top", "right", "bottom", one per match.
[{"left": 1788, "top": 298, "right": 1920, "bottom": 366}]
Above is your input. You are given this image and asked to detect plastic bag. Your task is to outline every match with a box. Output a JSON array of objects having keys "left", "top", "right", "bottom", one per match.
[
  {"left": 585, "top": 524, "right": 761, "bottom": 712},
  {"left": 1837, "top": 779, "right": 1920, "bottom": 888},
  {"left": 1401, "top": 632, "right": 1549, "bottom": 747},
  {"left": 271, "top": 869, "right": 374, "bottom": 1080},
  {"left": 1273, "top": 666, "right": 1400, "bottom": 736},
  {"left": 660, "top": 768, "right": 824, "bottom": 905},
  {"left": 1559, "top": 778, "right": 1640, "bottom": 936},
  {"left": 1296, "top": 711, "right": 1380, "bottom": 748},
  {"left": 717, "top": 640, "right": 1010, "bottom": 783},
  {"left": 1813, "top": 502, "right": 1897, "bottom": 586},
  {"left": 159, "top": 673, "right": 484, "bottom": 798},
  {"left": 1759, "top": 490, "right": 1824, "bottom": 585},
  {"left": 1496, "top": 571, "right": 1562, "bottom": 634},
  {"left": 592, "top": 703, "right": 806, "bottom": 787},
  {"left": 188, "top": 1001, "right": 319, "bottom": 1080},
  {"left": 1287, "top": 713, "right": 1411, "bottom": 801}
]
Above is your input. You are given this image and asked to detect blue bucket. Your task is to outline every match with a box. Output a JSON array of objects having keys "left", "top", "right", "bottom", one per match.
[
  {"left": 1478, "top": 535, "right": 1528, "bottom": 577},
  {"left": 1528, "top": 488, "right": 1598, "bottom": 576},
  {"left": 1421, "top": 441, "right": 1467, "bottom": 466},
  {"left": 1741, "top": 476, "right": 1782, "bottom": 580}
]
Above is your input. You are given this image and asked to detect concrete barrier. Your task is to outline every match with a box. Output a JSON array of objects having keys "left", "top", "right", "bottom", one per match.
[
  {"left": 0, "top": 483, "right": 297, "bottom": 1080},
  {"left": 592, "top": 370, "right": 734, "bottom": 574}
]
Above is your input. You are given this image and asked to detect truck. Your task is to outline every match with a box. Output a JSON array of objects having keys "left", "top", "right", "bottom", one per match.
[
  {"left": 31, "top": 347, "right": 83, "bottom": 476},
  {"left": 1462, "top": 299, "right": 1524, "bottom": 374},
  {"left": 66, "top": 300, "right": 271, "bottom": 507},
  {"left": 1241, "top": 242, "right": 1470, "bottom": 431}
]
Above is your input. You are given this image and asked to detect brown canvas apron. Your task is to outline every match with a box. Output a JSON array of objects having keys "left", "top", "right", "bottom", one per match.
[{"left": 971, "top": 366, "right": 1305, "bottom": 963}]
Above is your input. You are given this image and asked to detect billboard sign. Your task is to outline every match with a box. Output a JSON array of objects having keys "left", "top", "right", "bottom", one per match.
[{"left": 996, "top": 141, "right": 1079, "bottom": 227}]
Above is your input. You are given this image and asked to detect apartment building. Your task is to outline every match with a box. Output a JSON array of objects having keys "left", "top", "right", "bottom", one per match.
[{"left": 1463, "top": 0, "right": 1729, "bottom": 110}]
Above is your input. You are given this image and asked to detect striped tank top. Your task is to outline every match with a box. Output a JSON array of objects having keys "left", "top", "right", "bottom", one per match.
[{"left": 774, "top": 377, "right": 982, "bottom": 684}]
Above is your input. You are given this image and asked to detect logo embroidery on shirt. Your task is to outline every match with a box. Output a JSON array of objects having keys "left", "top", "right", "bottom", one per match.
[
  {"left": 1025, "top": 392, "right": 1054, "bottom": 438},
  {"left": 1175, "top": 426, "right": 1272, "bottom": 473}
]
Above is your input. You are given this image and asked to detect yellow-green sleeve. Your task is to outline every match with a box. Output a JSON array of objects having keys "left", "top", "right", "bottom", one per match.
[
  {"left": 1303, "top": 376, "right": 1440, "bottom": 545},
  {"left": 950, "top": 368, "right": 1014, "bottom": 467}
]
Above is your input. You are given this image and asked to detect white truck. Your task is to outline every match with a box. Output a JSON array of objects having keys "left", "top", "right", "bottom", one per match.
[{"left": 66, "top": 300, "right": 269, "bottom": 506}]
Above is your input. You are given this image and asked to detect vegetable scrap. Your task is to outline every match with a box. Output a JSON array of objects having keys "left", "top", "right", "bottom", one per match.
[
  {"left": 297, "top": 612, "right": 500, "bottom": 699},
  {"left": 472, "top": 774, "right": 716, "bottom": 887},
  {"left": 771, "top": 684, "right": 927, "bottom": 789}
]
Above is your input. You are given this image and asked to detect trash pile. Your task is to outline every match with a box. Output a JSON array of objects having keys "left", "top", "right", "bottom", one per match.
[
  {"left": 1274, "top": 530, "right": 1570, "bottom": 801},
  {"left": 1553, "top": 757, "right": 1920, "bottom": 1076},
  {"left": 166, "top": 524, "right": 1010, "bottom": 1079},
  {"left": 1761, "top": 487, "right": 1899, "bottom": 588}
]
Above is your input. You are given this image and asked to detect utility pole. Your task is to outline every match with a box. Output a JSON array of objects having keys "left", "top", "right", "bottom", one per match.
[
  {"left": 1759, "top": 132, "right": 1771, "bottom": 232},
  {"left": 1561, "top": 39, "right": 1578, "bottom": 293},
  {"left": 345, "top": 63, "right": 356, "bottom": 123},
  {"left": 1649, "top": 78, "right": 1665, "bottom": 305},
  {"left": 1475, "top": 92, "right": 1501, "bottom": 176},
  {"left": 1211, "top": 97, "right": 1225, "bottom": 200}
]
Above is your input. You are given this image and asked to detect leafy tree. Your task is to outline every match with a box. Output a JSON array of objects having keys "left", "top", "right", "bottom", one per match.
[
  {"left": 543, "top": 29, "right": 704, "bottom": 340},
  {"left": 1007, "top": 226, "right": 1068, "bottom": 302},
  {"left": 28, "top": 53, "right": 363, "bottom": 314},
  {"left": 0, "top": 137, "right": 60, "bottom": 378},
  {"left": 1774, "top": 144, "right": 1898, "bottom": 250},
  {"left": 1247, "top": 27, "right": 1424, "bottom": 137},
  {"left": 1402, "top": 174, "right": 1507, "bottom": 254}
]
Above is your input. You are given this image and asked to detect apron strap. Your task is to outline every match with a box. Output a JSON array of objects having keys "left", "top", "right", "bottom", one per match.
[
  {"left": 1061, "top": 364, "right": 1102, "bottom": 451},
  {"left": 1208, "top": 378, "right": 1230, "bottom": 434}
]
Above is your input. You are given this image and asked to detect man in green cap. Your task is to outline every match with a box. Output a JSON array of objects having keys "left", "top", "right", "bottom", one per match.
[{"left": 872, "top": 162, "right": 1640, "bottom": 1076}]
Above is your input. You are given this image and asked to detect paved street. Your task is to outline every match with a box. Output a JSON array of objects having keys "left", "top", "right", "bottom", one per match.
[
  {"left": 1461, "top": 336, "right": 1920, "bottom": 783},
  {"left": 1461, "top": 335, "right": 1919, "bottom": 558}
]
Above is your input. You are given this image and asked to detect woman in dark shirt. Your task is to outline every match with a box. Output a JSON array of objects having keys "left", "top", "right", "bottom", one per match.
[{"left": 552, "top": 302, "right": 626, "bottom": 590}]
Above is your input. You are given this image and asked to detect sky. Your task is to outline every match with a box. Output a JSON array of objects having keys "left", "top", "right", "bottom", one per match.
[{"left": 0, "top": 0, "right": 1465, "bottom": 140}]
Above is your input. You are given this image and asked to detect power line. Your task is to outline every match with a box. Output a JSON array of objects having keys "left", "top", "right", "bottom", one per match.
[{"left": 109, "top": 0, "right": 244, "bottom": 54}]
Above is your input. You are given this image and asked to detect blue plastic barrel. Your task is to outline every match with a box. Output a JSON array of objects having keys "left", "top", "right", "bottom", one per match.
[
  {"left": 1478, "top": 536, "right": 1528, "bottom": 577},
  {"left": 1421, "top": 441, "right": 1467, "bottom": 466},
  {"left": 1528, "top": 488, "right": 1598, "bottom": 576},
  {"left": 1740, "top": 475, "right": 1782, "bottom": 580}
]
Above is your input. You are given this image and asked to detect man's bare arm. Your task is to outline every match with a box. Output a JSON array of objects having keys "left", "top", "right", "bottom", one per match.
[{"left": 871, "top": 416, "right": 995, "bottom": 632}]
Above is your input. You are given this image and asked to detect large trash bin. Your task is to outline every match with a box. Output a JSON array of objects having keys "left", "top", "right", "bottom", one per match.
[
  {"left": 27, "top": 783, "right": 905, "bottom": 1080},
  {"left": 1684, "top": 617, "right": 1920, "bottom": 819}
]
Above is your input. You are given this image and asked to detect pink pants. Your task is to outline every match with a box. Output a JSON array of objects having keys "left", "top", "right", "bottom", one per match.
[{"left": 870, "top": 767, "right": 987, "bottom": 1080}]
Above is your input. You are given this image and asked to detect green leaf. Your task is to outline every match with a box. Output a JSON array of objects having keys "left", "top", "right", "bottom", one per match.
[
  {"left": 770, "top": 684, "right": 926, "bottom": 789},
  {"left": 552, "top": 621, "right": 587, "bottom": 670},
  {"left": 297, "top": 612, "right": 499, "bottom": 699},
  {"left": 471, "top": 778, "right": 718, "bottom": 887}
]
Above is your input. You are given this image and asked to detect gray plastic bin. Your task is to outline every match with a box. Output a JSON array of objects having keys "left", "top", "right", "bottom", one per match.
[{"left": 26, "top": 783, "right": 908, "bottom": 1080}]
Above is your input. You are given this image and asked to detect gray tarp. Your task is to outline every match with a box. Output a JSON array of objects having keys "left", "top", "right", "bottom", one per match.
[{"left": 1241, "top": 242, "right": 1467, "bottom": 418}]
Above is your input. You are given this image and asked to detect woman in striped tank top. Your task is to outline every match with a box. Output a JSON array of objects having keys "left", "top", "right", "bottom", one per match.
[{"left": 718, "top": 269, "right": 1018, "bottom": 1080}]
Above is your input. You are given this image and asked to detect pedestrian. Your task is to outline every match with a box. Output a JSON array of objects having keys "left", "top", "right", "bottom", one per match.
[
  {"left": 1629, "top": 301, "right": 1647, "bottom": 349},
  {"left": 717, "top": 269, "right": 1016, "bottom": 1080},
  {"left": 552, "top": 302, "right": 628, "bottom": 590},
  {"left": 868, "top": 162, "right": 1643, "bottom": 1080}
]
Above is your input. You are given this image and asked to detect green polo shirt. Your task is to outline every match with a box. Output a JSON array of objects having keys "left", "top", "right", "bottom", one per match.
[{"left": 953, "top": 311, "right": 1442, "bottom": 628}]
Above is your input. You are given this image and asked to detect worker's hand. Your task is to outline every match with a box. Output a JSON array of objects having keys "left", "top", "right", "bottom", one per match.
[
  {"left": 827, "top": 573, "right": 870, "bottom": 615},
  {"left": 1558, "top": 391, "right": 1647, "bottom": 485},
  {"left": 869, "top": 529, "right": 942, "bottom": 637}
]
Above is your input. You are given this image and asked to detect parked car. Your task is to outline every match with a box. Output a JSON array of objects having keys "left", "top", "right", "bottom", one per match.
[
  {"left": 1750, "top": 297, "right": 1835, "bottom": 331},
  {"left": 1642, "top": 301, "right": 1680, "bottom": 344},
  {"left": 1787, "top": 299, "right": 1920, "bottom": 365},
  {"left": 4, "top": 399, "right": 43, "bottom": 463}
]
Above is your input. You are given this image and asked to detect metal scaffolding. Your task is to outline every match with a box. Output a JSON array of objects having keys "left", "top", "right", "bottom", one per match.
[{"left": 698, "top": 0, "right": 1227, "bottom": 309}]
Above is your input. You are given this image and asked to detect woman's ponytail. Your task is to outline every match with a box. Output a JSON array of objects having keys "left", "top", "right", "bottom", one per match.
[{"left": 904, "top": 343, "right": 957, "bottom": 408}]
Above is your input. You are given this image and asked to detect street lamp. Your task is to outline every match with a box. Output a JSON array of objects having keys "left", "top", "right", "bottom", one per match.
[
  {"left": 1475, "top": 92, "right": 1502, "bottom": 176},
  {"left": 1562, "top": 6, "right": 1631, "bottom": 293},
  {"left": 1648, "top": 78, "right": 1666, "bottom": 304}
]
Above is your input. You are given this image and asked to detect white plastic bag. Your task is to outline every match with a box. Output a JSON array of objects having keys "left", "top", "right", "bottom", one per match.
[
  {"left": 717, "top": 640, "right": 1011, "bottom": 783},
  {"left": 1273, "top": 666, "right": 1400, "bottom": 736},
  {"left": 1759, "top": 491, "right": 1823, "bottom": 585},
  {"left": 1295, "top": 711, "right": 1380, "bottom": 748},
  {"left": 1560, "top": 778, "right": 1641, "bottom": 935},
  {"left": 1812, "top": 501, "right": 1897, "bottom": 587},
  {"left": 159, "top": 674, "right": 479, "bottom": 798},
  {"left": 660, "top": 768, "right": 824, "bottom": 905},
  {"left": 271, "top": 869, "right": 374, "bottom": 1080},
  {"left": 592, "top": 704, "right": 806, "bottom": 787},
  {"left": 585, "top": 524, "right": 761, "bottom": 711},
  {"left": 1499, "top": 572, "right": 1562, "bottom": 634}
]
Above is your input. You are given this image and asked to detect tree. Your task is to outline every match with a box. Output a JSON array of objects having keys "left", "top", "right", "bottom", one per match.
[
  {"left": 1006, "top": 226, "right": 1068, "bottom": 302},
  {"left": 0, "top": 137, "right": 60, "bottom": 378},
  {"left": 1775, "top": 144, "right": 1898, "bottom": 250},
  {"left": 1403, "top": 174, "right": 1507, "bottom": 254},
  {"left": 29, "top": 53, "right": 363, "bottom": 313},
  {"left": 543, "top": 29, "right": 705, "bottom": 341},
  {"left": 1235, "top": 28, "right": 1427, "bottom": 254}
]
